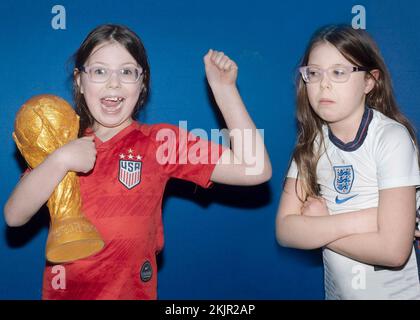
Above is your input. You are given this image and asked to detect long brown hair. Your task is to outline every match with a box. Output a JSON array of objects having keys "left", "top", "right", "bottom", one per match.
[
  {"left": 72, "top": 24, "right": 151, "bottom": 136},
  {"left": 293, "top": 24, "right": 418, "bottom": 199}
]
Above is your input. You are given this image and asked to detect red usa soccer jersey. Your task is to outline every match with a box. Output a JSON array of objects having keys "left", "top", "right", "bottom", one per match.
[{"left": 42, "top": 122, "right": 224, "bottom": 300}]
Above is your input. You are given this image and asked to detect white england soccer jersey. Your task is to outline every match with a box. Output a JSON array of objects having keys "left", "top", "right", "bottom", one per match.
[{"left": 287, "top": 107, "right": 420, "bottom": 299}]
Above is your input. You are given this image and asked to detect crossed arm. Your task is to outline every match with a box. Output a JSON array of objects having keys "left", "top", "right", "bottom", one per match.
[{"left": 276, "top": 177, "right": 416, "bottom": 267}]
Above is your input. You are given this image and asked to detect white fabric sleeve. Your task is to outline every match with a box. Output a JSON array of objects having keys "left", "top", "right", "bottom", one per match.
[
  {"left": 286, "top": 158, "right": 298, "bottom": 179},
  {"left": 375, "top": 123, "right": 420, "bottom": 190}
]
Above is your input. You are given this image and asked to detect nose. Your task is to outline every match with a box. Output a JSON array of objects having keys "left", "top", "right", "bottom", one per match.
[
  {"left": 106, "top": 70, "right": 121, "bottom": 89},
  {"left": 319, "top": 70, "right": 331, "bottom": 89}
]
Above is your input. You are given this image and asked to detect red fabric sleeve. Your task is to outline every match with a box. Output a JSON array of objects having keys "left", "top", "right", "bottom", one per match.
[{"left": 152, "top": 124, "right": 226, "bottom": 188}]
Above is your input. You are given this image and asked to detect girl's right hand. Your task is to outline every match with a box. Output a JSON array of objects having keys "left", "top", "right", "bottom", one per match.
[
  {"left": 301, "top": 196, "right": 329, "bottom": 217},
  {"left": 52, "top": 136, "right": 97, "bottom": 173}
]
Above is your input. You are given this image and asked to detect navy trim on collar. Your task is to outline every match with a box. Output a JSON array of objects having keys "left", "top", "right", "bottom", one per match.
[{"left": 328, "top": 107, "right": 373, "bottom": 152}]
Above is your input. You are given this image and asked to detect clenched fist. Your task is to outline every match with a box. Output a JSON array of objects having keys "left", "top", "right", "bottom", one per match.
[
  {"left": 52, "top": 135, "right": 97, "bottom": 174},
  {"left": 204, "top": 49, "right": 238, "bottom": 87}
]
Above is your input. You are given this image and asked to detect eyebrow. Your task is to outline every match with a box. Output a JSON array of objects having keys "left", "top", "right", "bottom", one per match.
[
  {"left": 306, "top": 63, "right": 350, "bottom": 67},
  {"left": 88, "top": 61, "right": 139, "bottom": 67}
]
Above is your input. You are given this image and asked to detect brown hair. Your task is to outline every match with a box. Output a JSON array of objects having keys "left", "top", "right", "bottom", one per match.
[
  {"left": 72, "top": 24, "right": 150, "bottom": 136},
  {"left": 293, "top": 24, "right": 418, "bottom": 199}
]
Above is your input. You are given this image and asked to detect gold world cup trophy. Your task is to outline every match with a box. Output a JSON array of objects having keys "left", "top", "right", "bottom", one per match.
[{"left": 13, "top": 94, "right": 104, "bottom": 263}]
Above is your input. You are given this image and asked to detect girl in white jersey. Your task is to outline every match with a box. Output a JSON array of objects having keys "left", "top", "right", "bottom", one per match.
[{"left": 276, "top": 25, "right": 420, "bottom": 299}]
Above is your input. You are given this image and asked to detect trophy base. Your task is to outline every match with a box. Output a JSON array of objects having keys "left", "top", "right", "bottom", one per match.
[{"left": 46, "top": 216, "right": 105, "bottom": 264}]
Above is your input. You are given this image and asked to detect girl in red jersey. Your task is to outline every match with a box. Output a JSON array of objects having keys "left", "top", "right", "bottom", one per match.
[{"left": 4, "top": 24, "right": 271, "bottom": 299}]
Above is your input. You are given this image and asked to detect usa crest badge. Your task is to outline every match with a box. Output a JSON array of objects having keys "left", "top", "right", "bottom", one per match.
[
  {"left": 118, "top": 149, "right": 142, "bottom": 189},
  {"left": 333, "top": 165, "right": 354, "bottom": 194}
]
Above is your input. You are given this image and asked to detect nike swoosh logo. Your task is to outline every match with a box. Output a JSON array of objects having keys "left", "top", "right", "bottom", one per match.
[{"left": 335, "top": 194, "right": 358, "bottom": 204}]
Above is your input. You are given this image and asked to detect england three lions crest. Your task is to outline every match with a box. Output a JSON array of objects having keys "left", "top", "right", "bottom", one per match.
[
  {"left": 119, "top": 149, "right": 142, "bottom": 189},
  {"left": 333, "top": 165, "right": 354, "bottom": 194}
]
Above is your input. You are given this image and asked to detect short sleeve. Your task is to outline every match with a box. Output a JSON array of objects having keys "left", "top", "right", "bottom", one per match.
[
  {"left": 286, "top": 158, "right": 298, "bottom": 179},
  {"left": 375, "top": 124, "right": 420, "bottom": 190},
  {"left": 153, "top": 124, "right": 226, "bottom": 188}
]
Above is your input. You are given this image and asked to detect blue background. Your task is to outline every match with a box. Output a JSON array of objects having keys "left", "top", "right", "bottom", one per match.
[{"left": 1, "top": 0, "right": 419, "bottom": 299}]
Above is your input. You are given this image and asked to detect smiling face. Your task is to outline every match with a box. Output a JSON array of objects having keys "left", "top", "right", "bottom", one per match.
[
  {"left": 76, "top": 41, "right": 143, "bottom": 138},
  {"left": 306, "top": 42, "right": 375, "bottom": 127}
]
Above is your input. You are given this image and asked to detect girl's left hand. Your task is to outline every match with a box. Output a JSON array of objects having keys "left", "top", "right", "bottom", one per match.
[
  {"left": 204, "top": 49, "right": 238, "bottom": 87},
  {"left": 302, "top": 196, "right": 329, "bottom": 217}
]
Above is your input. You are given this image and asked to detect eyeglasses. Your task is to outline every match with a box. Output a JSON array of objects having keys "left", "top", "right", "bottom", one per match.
[
  {"left": 299, "top": 65, "right": 369, "bottom": 84},
  {"left": 79, "top": 65, "right": 143, "bottom": 83}
]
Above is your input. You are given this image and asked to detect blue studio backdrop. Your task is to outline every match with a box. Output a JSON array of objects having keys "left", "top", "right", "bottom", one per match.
[{"left": 1, "top": 0, "right": 420, "bottom": 299}]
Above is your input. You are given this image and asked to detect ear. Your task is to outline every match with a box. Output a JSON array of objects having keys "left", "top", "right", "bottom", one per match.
[
  {"left": 364, "top": 69, "right": 380, "bottom": 94},
  {"left": 74, "top": 69, "right": 84, "bottom": 95}
]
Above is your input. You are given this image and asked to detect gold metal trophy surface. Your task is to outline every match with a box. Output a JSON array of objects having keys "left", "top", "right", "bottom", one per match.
[{"left": 13, "top": 94, "right": 104, "bottom": 263}]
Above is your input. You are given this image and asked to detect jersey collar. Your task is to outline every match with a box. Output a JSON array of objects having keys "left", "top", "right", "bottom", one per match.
[
  {"left": 327, "top": 107, "right": 373, "bottom": 152},
  {"left": 85, "top": 122, "right": 140, "bottom": 150}
]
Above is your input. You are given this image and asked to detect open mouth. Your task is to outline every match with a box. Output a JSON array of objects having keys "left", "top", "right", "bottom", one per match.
[{"left": 100, "top": 96, "right": 125, "bottom": 112}]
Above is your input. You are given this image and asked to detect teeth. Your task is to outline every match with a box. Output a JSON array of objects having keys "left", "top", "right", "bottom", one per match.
[{"left": 103, "top": 97, "right": 124, "bottom": 102}]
